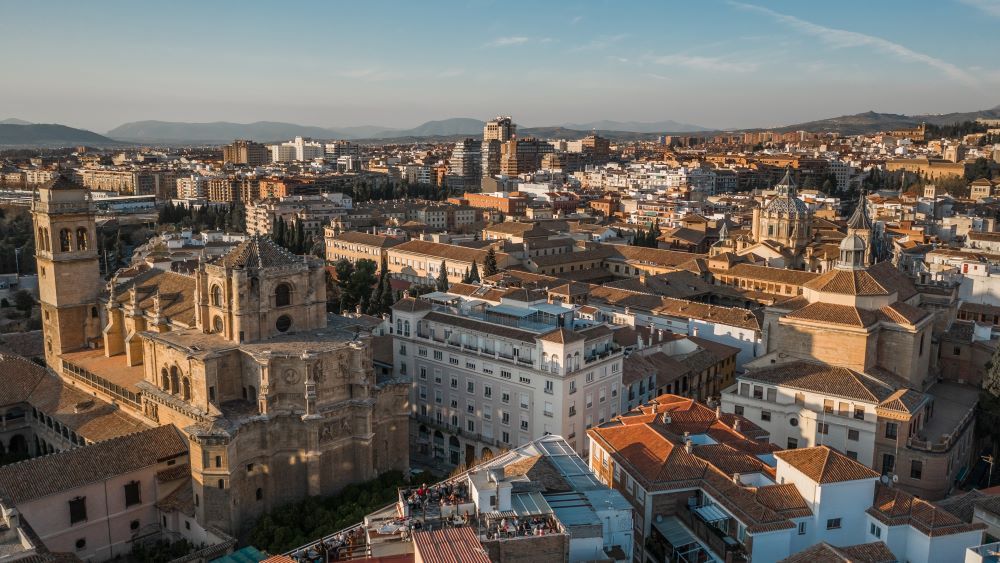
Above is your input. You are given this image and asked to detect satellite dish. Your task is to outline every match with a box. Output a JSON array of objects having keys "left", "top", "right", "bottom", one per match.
[
  {"left": 880, "top": 475, "right": 890, "bottom": 485},
  {"left": 655, "top": 515, "right": 663, "bottom": 523},
  {"left": 892, "top": 475, "right": 899, "bottom": 483}
]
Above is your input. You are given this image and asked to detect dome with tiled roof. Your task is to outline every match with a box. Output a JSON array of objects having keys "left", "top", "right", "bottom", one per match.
[
  {"left": 213, "top": 235, "right": 301, "bottom": 269},
  {"left": 764, "top": 168, "right": 809, "bottom": 215}
]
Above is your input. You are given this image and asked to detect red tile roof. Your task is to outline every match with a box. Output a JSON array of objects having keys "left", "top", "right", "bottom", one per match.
[{"left": 774, "top": 446, "right": 879, "bottom": 484}]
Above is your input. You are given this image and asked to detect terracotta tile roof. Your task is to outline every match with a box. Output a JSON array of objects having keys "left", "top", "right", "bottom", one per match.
[
  {"left": 214, "top": 235, "right": 302, "bottom": 269},
  {"left": 156, "top": 477, "right": 195, "bottom": 516},
  {"left": 393, "top": 240, "right": 507, "bottom": 265},
  {"left": 876, "top": 302, "right": 930, "bottom": 326},
  {"left": 42, "top": 175, "right": 85, "bottom": 191},
  {"left": 784, "top": 301, "right": 878, "bottom": 328},
  {"left": 780, "top": 541, "right": 897, "bottom": 563},
  {"left": 332, "top": 231, "right": 402, "bottom": 248},
  {"left": 754, "top": 483, "right": 812, "bottom": 518},
  {"left": 803, "top": 268, "right": 893, "bottom": 296},
  {"left": 156, "top": 462, "right": 190, "bottom": 483},
  {"left": 588, "top": 423, "right": 706, "bottom": 489},
  {"left": 113, "top": 269, "right": 197, "bottom": 326},
  {"left": 607, "top": 245, "right": 707, "bottom": 269},
  {"left": 745, "top": 361, "right": 904, "bottom": 404},
  {"left": 529, "top": 246, "right": 614, "bottom": 268},
  {"left": 391, "top": 296, "right": 432, "bottom": 313},
  {"left": 0, "top": 354, "right": 148, "bottom": 443},
  {"left": 774, "top": 446, "right": 879, "bottom": 484},
  {"left": 0, "top": 353, "right": 46, "bottom": 405},
  {"left": 868, "top": 483, "right": 987, "bottom": 537},
  {"left": 692, "top": 443, "right": 772, "bottom": 476},
  {"left": 716, "top": 263, "right": 820, "bottom": 286},
  {"left": 877, "top": 388, "right": 927, "bottom": 415},
  {"left": 0, "top": 426, "right": 187, "bottom": 504},
  {"left": 537, "top": 327, "right": 585, "bottom": 344}
]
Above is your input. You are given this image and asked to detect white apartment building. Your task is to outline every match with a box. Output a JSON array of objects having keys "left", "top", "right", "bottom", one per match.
[
  {"left": 175, "top": 174, "right": 206, "bottom": 199},
  {"left": 391, "top": 291, "right": 624, "bottom": 467},
  {"left": 720, "top": 361, "right": 892, "bottom": 466}
]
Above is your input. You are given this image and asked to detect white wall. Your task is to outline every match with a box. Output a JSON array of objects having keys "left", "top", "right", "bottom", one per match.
[{"left": 748, "top": 528, "right": 793, "bottom": 562}]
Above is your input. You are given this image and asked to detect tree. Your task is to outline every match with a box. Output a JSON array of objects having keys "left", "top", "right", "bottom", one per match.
[
  {"left": 483, "top": 247, "right": 499, "bottom": 277},
  {"left": 436, "top": 260, "right": 449, "bottom": 291},
  {"left": 461, "top": 267, "right": 470, "bottom": 284},
  {"left": 12, "top": 289, "right": 34, "bottom": 316},
  {"left": 468, "top": 260, "right": 480, "bottom": 283}
]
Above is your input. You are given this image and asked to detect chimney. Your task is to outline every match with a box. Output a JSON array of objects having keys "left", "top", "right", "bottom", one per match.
[
  {"left": 733, "top": 418, "right": 741, "bottom": 432},
  {"left": 684, "top": 439, "right": 693, "bottom": 454},
  {"left": 732, "top": 472, "right": 741, "bottom": 485},
  {"left": 637, "top": 334, "right": 644, "bottom": 350},
  {"left": 715, "top": 405, "right": 722, "bottom": 418},
  {"left": 657, "top": 328, "right": 664, "bottom": 343}
]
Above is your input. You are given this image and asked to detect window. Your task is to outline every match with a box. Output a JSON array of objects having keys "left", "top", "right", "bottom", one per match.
[
  {"left": 419, "top": 367, "right": 427, "bottom": 380},
  {"left": 789, "top": 417, "right": 799, "bottom": 427},
  {"left": 450, "top": 377, "right": 458, "bottom": 389},
  {"left": 766, "top": 388, "right": 776, "bottom": 402},
  {"left": 484, "top": 385, "right": 492, "bottom": 398},
  {"left": 734, "top": 405, "right": 744, "bottom": 416},
  {"left": 69, "top": 497, "right": 87, "bottom": 524},
  {"left": 569, "top": 380, "right": 577, "bottom": 394},
  {"left": 544, "top": 380, "right": 554, "bottom": 394},
  {"left": 794, "top": 392, "right": 805, "bottom": 405},
  {"left": 882, "top": 453, "right": 895, "bottom": 475},
  {"left": 275, "top": 315, "right": 292, "bottom": 332},
  {"left": 817, "top": 422, "right": 829, "bottom": 435},
  {"left": 885, "top": 422, "right": 898, "bottom": 439},
  {"left": 848, "top": 429, "right": 860, "bottom": 441},
  {"left": 131, "top": 520, "right": 140, "bottom": 531},
  {"left": 502, "top": 431, "right": 510, "bottom": 444},
  {"left": 467, "top": 381, "right": 474, "bottom": 393},
  {"left": 753, "top": 385, "right": 763, "bottom": 399},
  {"left": 256, "top": 488, "right": 263, "bottom": 501},
  {"left": 501, "top": 411, "right": 510, "bottom": 425},
  {"left": 467, "top": 401, "right": 475, "bottom": 414},
  {"left": 797, "top": 522, "right": 806, "bottom": 535},
  {"left": 76, "top": 227, "right": 88, "bottom": 250},
  {"left": 787, "top": 438, "right": 798, "bottom": 449},
  {"left": 434, "top": 351, "right": 443, "bottom": 360},
  {"left": 910, "top": 460, "right": 923, "bottom": 480},
  {"left": 826, "top": 518, "right": 842, "bottom": 530},
  {"left": 846, "top": 450, "right": 858, "bottom": 460},
  {"left": 467, "top": 419, "right": 475, "bottom": 432},
  {"left": 124, "top": 481, "right": 141, "bottom": 507},
  {"left": 520, "top": 393, "right": 529, "bottom": 409},
  {"left": 870, "top": 523, "right": 882, "bottom": 538},
  {"left": 211, "top": 285, "right": 223, "bottom": 307},
  {"left": 854, "top": 407, "right": 865, "bottom": 420},
  {"left": 75, "top": 538, "right": 86, "bottom": 550},
  {"left": 275, "top": 283, "right": 291, "bottom": 307},
  {"left": 838, "top": 402, "right": 849, "bottom": 417},
  {"left": 823, "top": 399, "right": 834, "bottom": 414},
  {"left": 501, "top": 392, "right": 510, "bottom": 404},
  {"left": 761, "top": 410, "right": 771, "bottom": 422},
  {"left": 213, "top": 316, "right": 224, "bottom": 333},
  {"left": 60, "top": 228, "right": 72, "bottom": 252}
]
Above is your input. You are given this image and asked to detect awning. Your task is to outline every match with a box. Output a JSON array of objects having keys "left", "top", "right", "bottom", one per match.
[
  {"left": 694, "top": 504, "right": 730, "bottom": 524},
  {"left": 654, "top": 516, "right": 698, "bottom": 548}
]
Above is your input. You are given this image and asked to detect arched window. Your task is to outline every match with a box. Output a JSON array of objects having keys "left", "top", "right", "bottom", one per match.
[
  {"left": 169, "top": 367, "right": 180, "bottom": 395},
  {"left": 275, "top": 283, "right": 291, "bottom": 307},
  {"left": 37, "top": 227, "right": 44, "bottom": 250},
  {"left": 59, "top": 229, "right": 72, "bottom": 252},
  {"left": 181, "top": 377, "right": 191, "bottom": 401},
  {"left": 256, "top": 488, "right": 263, "bottom": 501},
  {"left": 160, "top": 368, "right": 169, "bottom": 391},
  {"left": 76, "top": 227, "right": 88, "bottom": 251},
  {"left": 213, "top": 316, "right": 224, "bottom": 334},
  {"left": 573, "top": 351, "right": 580, "bottom": 371},
  {"left": 211, "top": 285, "right": 222, "bottom": 307},
  {"left": 90, "top": 306, "right": 98, "bottom": 319}
]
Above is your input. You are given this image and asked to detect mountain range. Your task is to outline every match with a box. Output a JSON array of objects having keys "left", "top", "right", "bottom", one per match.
[{"left": 2, "top": 105, "right": 999, "bottom": 147}]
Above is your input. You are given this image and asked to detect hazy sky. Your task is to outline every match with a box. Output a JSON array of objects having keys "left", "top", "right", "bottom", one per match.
[{"left": 3, "top": 0, "right": 1000, "bottom": 133}]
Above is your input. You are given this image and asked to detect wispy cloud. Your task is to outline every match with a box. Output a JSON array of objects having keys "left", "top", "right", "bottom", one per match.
[
  {"left": 730, "top": 1, "right": 975, "bottom": 83},
  {"left": 569, "top": 33, "right": 629, "bottom": 53},
  {"left": 650, "top": 53, "right": 758, "bottom": 73},
  {"left": 570, "top": 15, "right": 583, "bottom": 25},
  {"left": 485, "top": 36, "right": 530, "bottom": 47},
  {"left": 958, "top": 0, "right": 1000, "bottom": 17}
]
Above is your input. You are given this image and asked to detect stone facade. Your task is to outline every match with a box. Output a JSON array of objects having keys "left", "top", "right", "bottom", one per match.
[{"left": 32, "top": 176, "right": 409, "bottom": 536}]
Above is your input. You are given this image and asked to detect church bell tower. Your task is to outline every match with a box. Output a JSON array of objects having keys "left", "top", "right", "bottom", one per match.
[{"left": 31, "top": 176, "right": 103, "bottom": 367}]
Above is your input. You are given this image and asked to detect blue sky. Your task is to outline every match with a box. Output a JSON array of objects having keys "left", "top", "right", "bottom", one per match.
[{"left": 3, "top": 0, "right": 1000, "bottom": 132}]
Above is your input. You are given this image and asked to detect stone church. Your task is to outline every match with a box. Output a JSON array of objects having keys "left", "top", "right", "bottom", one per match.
[{"left": 32, "top": 176, "right": 409, "bottom": 534}]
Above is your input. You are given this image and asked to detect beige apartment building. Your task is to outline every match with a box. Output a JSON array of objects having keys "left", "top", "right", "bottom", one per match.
[
  {"left": 324, "top": 229, "right": 402, "bottom": 267},
  {"left": 78, "top": 169, "right": 177, "bottom": 198},
  {"left": 387, "top": 240, "right": 514, "bottom": 285}
]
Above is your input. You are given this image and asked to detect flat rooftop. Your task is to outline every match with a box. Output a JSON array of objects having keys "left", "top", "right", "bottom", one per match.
[
  {"left": 61, "top": 348, "right": 146, "bottom": 392},
  {"left": 923, "top": 381, "right": 979, "bottom": 440}
]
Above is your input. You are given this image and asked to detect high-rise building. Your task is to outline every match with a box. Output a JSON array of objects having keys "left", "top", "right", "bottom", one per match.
[
  {"left": 222, "top": 139, "right": 268, "bottom": 166},
  {"left": 483, "top": 117, "right": 515, "bottom": 179},
  {"left": 483, "top": 115, "right": 515, "bottom": 142},
  {"left": 448, "top": 138, "right": 482, "bottom": 190},
  {"left": 500, "top": 138, "right": 553, "bottom": 176}
]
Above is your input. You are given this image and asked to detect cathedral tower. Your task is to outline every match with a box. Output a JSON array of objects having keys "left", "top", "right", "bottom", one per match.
[{"left": 31, "top": 176, "right": 103, "bottom": 367}]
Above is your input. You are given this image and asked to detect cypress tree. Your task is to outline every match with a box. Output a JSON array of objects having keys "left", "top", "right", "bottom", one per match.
[
  {"left": 469, "top": 260, "right": 480, "bottom": 283},
  {"left": 483, "top": 247, "right": 498, "bottom": 277},
  {"left": 436, "top": 260, "right": 449, "bottom": 291}
]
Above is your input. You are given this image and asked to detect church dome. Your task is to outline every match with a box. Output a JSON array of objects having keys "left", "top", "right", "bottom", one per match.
[
  {"left": 764, "top": 167, "right": 809, "bottom": 215},
  {"left": 839, "top": 234, "right": 866, "bottom": 252}
]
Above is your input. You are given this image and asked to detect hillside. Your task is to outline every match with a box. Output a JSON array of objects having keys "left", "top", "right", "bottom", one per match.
[
  {"left": 561, "top": 119, "right": 708, "bottom": 133},
  {"left": 0, "top": 124, "right": 122, "bottom": 147},
  {"left": 105, "top": 120, "right": 337, "bottom": 143},
  {"left": 775, "top": 105, "right": 1000, "bottom": 135},
  {"left": 0, "top": 118, "right": 32, "bottom": 125}
]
